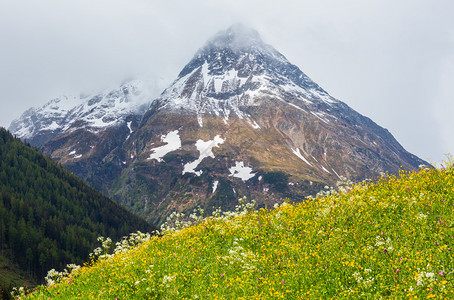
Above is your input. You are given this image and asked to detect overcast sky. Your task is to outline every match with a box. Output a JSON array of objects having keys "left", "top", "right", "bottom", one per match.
[{"left": 0, "top": 0, "right": 453, "bottom": 165}]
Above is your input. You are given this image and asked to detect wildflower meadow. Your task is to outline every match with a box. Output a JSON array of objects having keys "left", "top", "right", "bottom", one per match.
[{"left": 17, "top": 159, "right": 454, "bottom": 299}]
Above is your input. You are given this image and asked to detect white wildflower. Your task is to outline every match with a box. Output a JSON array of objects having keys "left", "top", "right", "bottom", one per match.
[
  {"left": 416, "top": 213, "right": 427, "bottom": 220},
  {"left": 10, "top": 287, "right": 26, "bottom": 299}
]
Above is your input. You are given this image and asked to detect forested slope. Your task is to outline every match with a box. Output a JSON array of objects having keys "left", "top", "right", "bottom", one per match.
[{"left": 0, "top": 128, "right": 155, "bottom": 297}]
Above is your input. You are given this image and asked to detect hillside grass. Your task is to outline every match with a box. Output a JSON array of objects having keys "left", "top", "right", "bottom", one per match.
[
  {"left": 0, "top": 255, "right": 36, "bottom": 299},
  {"left": 22, "top": 161, "right": 454, "bottom": 299}
]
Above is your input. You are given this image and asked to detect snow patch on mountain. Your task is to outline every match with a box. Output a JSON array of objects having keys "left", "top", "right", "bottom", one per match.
[
  {"left": 69, "top": 149, "right": 83, "bottom": 159},
  {"left": 212, "top": 180, "right": 219, "bottom": 194},
  {"left": 46, "top": 121, "right": 60, "bottom": 131},
  {"left": 311, "top": 111, "right": 330, "bottom": 124},
  {"left": 291, "top": 147, "right": 312, "bottom": 166},
  {"left": 321, "top": 165, "right": 331, "bottom": 173},
  {"left": 183, "top": 135, "right": 225, "bottom": 176},
  {"left": 126, "top": 121, "right": 133, "bottom": 133},
  {"left": 229, "top": 161, "right": 255, "bottom": 181},
  {"left": 248, "top": 119, "right": 260, "bottom": 129},
  {"left": 148, "top": 130, "right": 182, "bottom": 162},
  {"left": 126, "top": 121, "right": 133, "bottom": 139}
]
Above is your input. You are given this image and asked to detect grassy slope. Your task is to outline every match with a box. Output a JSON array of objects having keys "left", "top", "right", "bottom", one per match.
[
  {"left": 25, "top": 162, "right": 454, "bottom": 299},
  {"left": 0, "top": 255, "right": 35, "bottom": 299}
]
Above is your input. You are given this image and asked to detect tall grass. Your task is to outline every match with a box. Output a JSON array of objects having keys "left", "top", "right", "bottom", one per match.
[{"left": 20, "top": 160, "right": 454, "bottom": 299}]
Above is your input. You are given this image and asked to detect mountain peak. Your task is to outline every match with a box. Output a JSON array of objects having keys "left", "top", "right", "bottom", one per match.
[
  {"left": 177, "top": 24, "right": 285, "bottom": 79},
  {"left": 207, "top": 23, "right": 264, "bottom": 51},
  {"left": 166, "top": 24, "right": 335, "bottom": 124}
]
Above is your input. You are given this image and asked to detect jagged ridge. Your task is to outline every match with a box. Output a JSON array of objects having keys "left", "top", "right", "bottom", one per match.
[{"left": 9, "top": 79, "right": 156, "bottom": 146}]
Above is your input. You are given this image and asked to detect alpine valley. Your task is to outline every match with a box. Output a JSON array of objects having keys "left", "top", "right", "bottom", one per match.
[{"left": 9, "top": 24, "right": 428, "bottom": 225}]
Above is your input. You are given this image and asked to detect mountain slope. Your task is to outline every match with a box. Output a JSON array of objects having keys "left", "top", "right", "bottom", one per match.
[
  {"left": 0, "top": 127, "right": 156, "bottom": 294},
  {"left": 9, "top": 24, "right": 428, "bottom": 225}
]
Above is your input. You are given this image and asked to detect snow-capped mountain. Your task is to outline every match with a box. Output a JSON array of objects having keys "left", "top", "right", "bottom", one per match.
[
  {"left": 9, "top": 24, "right": 429, "bottom": 225},
  {"left": 9, "top": 79, "right": 156, "bottom": 146},
  {"left": 157, "top": 24, "right": 335, "bottom": 127},
  {"left": 137, "top": 23, "right": 425, "bottom": 180}
]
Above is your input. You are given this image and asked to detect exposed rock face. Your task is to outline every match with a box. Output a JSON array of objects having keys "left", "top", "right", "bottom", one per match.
[{"left": 9, "top": 24, "right": 428, "bottom": 225}]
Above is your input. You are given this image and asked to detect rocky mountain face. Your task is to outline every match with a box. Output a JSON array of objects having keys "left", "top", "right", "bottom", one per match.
[{"left": 9, "top": 24, "right": 428, "bottom": 225}]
